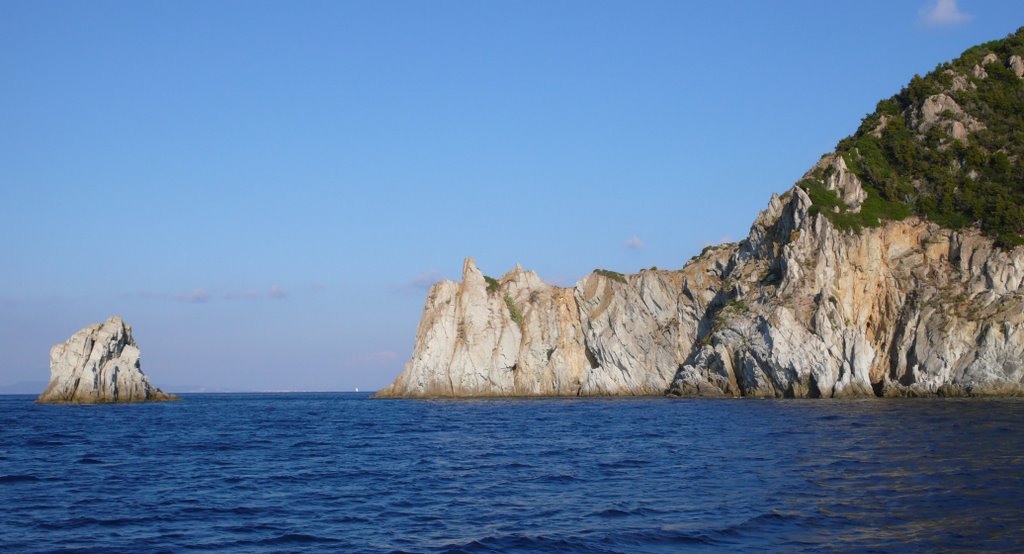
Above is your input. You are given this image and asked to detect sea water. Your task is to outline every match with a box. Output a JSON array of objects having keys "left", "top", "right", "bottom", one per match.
[{"left": 1, "top": 393, "right": 1022, "bottom": 552}]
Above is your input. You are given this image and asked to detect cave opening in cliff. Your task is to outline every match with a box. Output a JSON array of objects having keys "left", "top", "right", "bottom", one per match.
[
  {"left": 807, "top": 375, "right": 822, "bottom": 399},
  {"left": 584, "top": 345, "right": 600, "bottom": 369}
]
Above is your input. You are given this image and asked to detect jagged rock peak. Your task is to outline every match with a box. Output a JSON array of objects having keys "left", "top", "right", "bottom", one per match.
[
  {"left": 37, "top": 316, "right": 177, "bottom": 404},
  {"left": 823, "top": 154, "right": 866, "bottom": 212}
]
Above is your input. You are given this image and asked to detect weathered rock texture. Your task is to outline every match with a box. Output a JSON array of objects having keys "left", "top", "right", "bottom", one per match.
[
  {"left": 670, "top": 177, "right": 1024, "bottom": 399},
  {"left": 376, "top": 158, "right": 1024, "bottom": 398},
  {"left": 915, "top": 93, "right": 984, "bottom": 143},
  {"left": 376, "top": 37, "right": 1024, "bottom": 399},
  {"left": 37, "top": 317, "right": 176, "bottom": 404}
]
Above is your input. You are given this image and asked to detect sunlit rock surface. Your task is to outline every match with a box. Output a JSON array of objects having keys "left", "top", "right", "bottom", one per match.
[
  {"left": 37, "top": 317, "right": 177, "bottom": 404},
  {"left": 377, "top": 181, "right": 1024, "bottom": 398},
  {"left": 376, "top": 40, "right": 1024, "bottom": 399}
]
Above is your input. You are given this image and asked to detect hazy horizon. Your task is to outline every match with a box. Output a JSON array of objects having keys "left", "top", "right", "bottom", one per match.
[{"left": 4, "top": 1, "right": 1024, "bottom": 391}]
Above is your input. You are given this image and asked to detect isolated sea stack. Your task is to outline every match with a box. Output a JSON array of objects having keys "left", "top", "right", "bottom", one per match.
[
  {"left": 377, "top": 29, "right": 1024, "bottom": 399},
  {"left": 37, "top": 316, "right": 176, "bottom": 404}
]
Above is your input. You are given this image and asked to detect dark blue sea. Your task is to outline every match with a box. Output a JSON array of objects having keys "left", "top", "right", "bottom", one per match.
[{"left": 1, "top": 394, "right": 1023, "bottom": 552}]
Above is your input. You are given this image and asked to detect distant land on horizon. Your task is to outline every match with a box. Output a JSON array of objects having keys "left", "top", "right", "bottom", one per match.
[{"left": 0, "top": 380, "right": 368, "bottom": 396}]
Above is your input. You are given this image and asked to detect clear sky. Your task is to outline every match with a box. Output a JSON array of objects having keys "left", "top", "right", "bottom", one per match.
[{"left": 2, "top": 1, "right": 1022, "bottom": 391}]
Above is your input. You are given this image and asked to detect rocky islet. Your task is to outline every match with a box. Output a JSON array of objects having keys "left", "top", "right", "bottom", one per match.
[{"left": 37, "top": 316, "right": 176, "bottom": 404}]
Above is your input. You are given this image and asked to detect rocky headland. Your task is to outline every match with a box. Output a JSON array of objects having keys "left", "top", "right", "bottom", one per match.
[
  {"left": 37, "top": 316, "right": 177, "bottom": 404},
  {"left": 376, "top": 29, "right": 1024, "bottom": 399}
]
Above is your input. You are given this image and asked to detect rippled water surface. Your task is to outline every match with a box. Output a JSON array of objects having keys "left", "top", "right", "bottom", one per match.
[{"left": 1, "top": 394, "right": 1023, "bottom": 552}]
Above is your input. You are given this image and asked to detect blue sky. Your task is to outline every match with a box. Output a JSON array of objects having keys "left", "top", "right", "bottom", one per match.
[{"left": 2, "top": 1, "right": 1022, "bottom": 391}]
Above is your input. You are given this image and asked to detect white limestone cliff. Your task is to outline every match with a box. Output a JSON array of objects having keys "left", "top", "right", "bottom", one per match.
[
  {"left": 376, "top": 41, "right": 1024, "bottom": 399},
  {"left": 671, "top": 184, "right": 1024, "bottom": 398},
  {"left": 377, "top": 170, "right": 1024, "bottom": 399},
  {"left": 37, "top": 316, "right": 176, "bottom": 404}
]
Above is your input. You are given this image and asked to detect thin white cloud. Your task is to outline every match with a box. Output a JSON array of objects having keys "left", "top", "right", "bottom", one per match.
[
  {"left": 310, "top": 283, "right": 327, "bottom": 292},
  {"left": 145, "top": 285, "right": 298, "bottom": 302},
  {"left": 224, "top": 290, "right": 261, "bottom": 300},
  {"left": 176, "top": 289, "right": 211, "bottom": 304},
  {"left": 624, "top": 235, "right": 644, "bottom": 250},
  {"left": 920, "top": 0, "right": 972, "bottom": 27},
  {"left": 267, "top": 285, "right": 288, "bottom": 299}
]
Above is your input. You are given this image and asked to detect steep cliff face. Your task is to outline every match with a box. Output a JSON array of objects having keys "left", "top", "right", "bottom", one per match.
[
  {"left": 37, "top": 316, "right": 177, "bottom": 404},
  {"left": 375, "top": 31, "right": 1024, "bottom": 398},
  {"left": 377, "top": 181, "right": 1024, "bottom": 398},
  {"left": 374, "top": 239, "right": 739, "bottom": 398},
  {"left": 672, "top": 169, "right": 1024, "bottom": 398},
  {"left": 376, "top": 259, "right": 590, "bottom": 397}
]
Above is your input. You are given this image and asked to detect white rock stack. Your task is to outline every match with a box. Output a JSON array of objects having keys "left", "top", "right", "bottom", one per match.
[{"left": 37, "top": 316, "right": 176, "bottom": 404}]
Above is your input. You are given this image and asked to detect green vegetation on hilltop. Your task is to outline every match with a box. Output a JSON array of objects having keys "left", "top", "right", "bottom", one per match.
[
  {"left": 810, "top": 27, "right": 1024, "bottom": 247},
  {"left": 594, "top": 269, "right": 628, "bottom": 283},
  {"left": 801, "top": 177, "right": 910, "bottom": 232},
  {"left": 484, "top": 275, "right": 501, "bottom": 294}
]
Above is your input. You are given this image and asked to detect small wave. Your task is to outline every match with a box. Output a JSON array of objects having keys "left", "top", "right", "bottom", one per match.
[
  {"left": 593, "top": 508, "right": 632, "bottom": 518},
  {"left": 255, "top": 533, "right": 342, "bottom": 545},
  {"left": 176, "top": 505, "right": 268, "bottom": 517},
  {"left": 601, "top": 526, "right": 718, "bottom": 549},
  {"left": 36, "top": 515, "right": 161, "bottom": 530},
  {"left": 213, "top": 521, "right": 286, "bottom": 535},
  {"left": 527, "top": 473, "right": 576, "bottom": 483},
  {"left": 26, "top": 439, "right": 64, "bottom": 447},
  {"left": 194, "top": 533, "right": 346, "bottom": 551},
  {"left": 267, "top": 474, "right": 305, "bottom": 483},
  {"left": 597, "top": 459, "right": 651, "bottom": 469},
  {"left": 290, "top": 440, "right": 328, "bottom": 448},
  {"left": 0, "top": 474, "right": 41, "bottom": 483},
  {"left": 77, "top": 457, "right": 103, "bottom": 465},
  {"left": 439, "top": 533, "right": 624, "bottom": 553},
  {"left": 590, "top": 507, "right": 657, "bottom": 518},
  {"left": 697, "top": 509, "right": 819, "bottom": 543}
]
